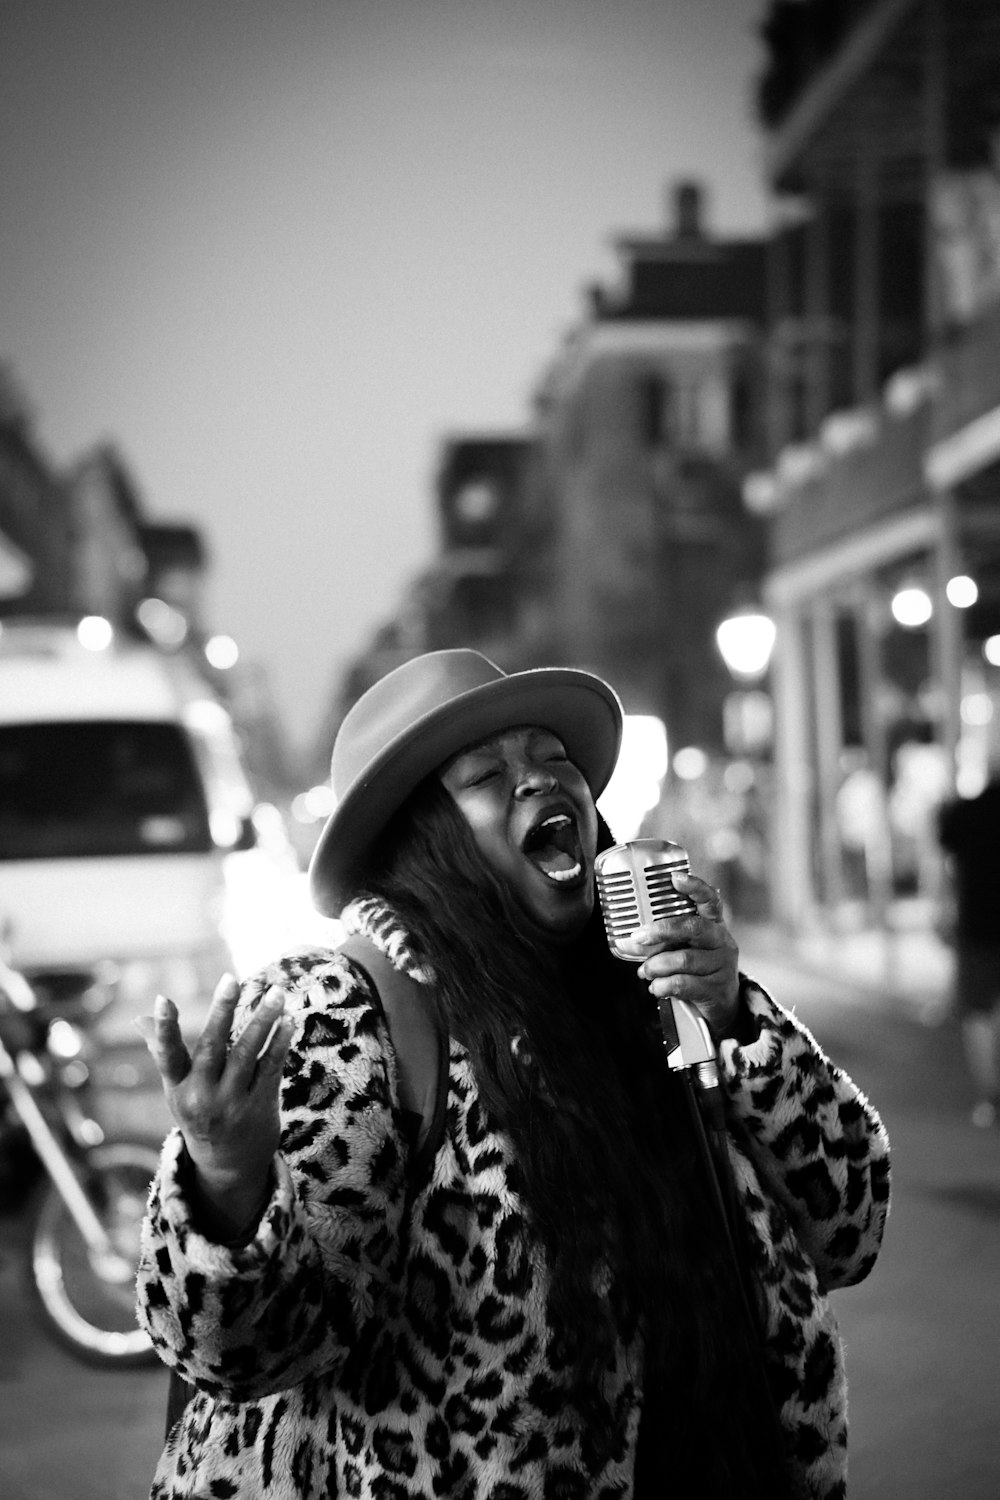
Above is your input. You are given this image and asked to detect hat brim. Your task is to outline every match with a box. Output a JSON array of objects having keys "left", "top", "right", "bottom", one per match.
[{"left": 308, "top": 667, "right": 623, "bottom": 915}]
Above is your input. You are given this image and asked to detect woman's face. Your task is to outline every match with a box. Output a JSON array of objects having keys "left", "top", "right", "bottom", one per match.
[{"left": 439, "top": 725, "right": 599, "bottom": 940}]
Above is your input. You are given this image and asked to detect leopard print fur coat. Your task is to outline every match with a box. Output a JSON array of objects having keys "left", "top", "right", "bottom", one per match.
[{"left": 136, "top": 899, "right": 890, "bottom": 1499}]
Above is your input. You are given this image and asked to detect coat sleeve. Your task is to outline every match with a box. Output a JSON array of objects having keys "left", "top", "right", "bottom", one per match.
[
  {"left": 717, "top": 974, "right": 891, "bottom": 1293},
  {"left": 135, "top": 947, "right": 410, "bottom": 1402}
]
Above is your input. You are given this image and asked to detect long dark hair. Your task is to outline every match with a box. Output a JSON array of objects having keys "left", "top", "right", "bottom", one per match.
[{"left": 357, "top": 776, "right": 789, "bottom": 1497}]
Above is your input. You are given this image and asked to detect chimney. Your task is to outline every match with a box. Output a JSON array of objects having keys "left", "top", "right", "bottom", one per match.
[{"left": 671, "top": 179, "right": 705, "bottom": 240}]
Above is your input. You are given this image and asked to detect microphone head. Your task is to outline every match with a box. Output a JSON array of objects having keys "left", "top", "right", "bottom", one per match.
[{"left": 595, "top": 838, "right": 696, "bottom": 960}]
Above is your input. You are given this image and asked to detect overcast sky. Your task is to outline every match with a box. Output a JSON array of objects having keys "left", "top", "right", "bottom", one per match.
[{"left": 1, "top": 0, "right": 770, "bottom": 762}]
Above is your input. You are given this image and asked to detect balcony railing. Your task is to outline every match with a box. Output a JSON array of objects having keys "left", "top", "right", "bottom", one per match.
[{"left": 767, "top": 399, "right": 930, "bottom": 566}]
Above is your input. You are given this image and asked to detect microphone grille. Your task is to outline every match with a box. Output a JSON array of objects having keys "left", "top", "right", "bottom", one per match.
[{"left": 595, "top": 839, "right": 695, "bottom": 960}]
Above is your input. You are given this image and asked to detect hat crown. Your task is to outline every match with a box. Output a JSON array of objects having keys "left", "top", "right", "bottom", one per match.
[
  {"left": 311, "top": 647, "right": 622, "bottom": 916},
  {"left": 332, "top": 649, "right": 506, "bottom": 797}
]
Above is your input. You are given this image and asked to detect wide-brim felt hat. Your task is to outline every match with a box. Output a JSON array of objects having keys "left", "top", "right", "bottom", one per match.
[{"left": 308, "top": 648, "right": 623, "bottom": 915}]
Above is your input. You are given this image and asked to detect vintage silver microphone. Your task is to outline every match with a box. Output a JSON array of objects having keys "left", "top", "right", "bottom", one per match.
[
  {"left": 595, "top": 838, "right": 723, "bottom": 1127},
  {"left": 596, "top": 836, "right": 766, "bottom": 1336},
  {"left": 597, "top": 839, "right": 786, "bottom": 1458}
]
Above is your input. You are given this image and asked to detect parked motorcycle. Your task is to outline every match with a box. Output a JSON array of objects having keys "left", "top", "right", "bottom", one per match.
[{"left": 0, "top": 951, "right": 160, "bottom": 1366}]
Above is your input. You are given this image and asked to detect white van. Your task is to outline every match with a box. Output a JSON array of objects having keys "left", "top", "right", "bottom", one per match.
[{"left": 0, "top": 618, "right": 303, "bottom": 1039}]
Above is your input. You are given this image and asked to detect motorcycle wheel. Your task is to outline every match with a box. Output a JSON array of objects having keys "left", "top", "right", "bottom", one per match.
[{"left": 29, "top": 1139, "right": 161, "bottom": 1367}]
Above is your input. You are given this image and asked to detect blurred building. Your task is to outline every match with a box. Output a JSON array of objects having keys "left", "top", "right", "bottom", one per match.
[
  {"left": 753, "top": 0, "right": 1000, "bottom": 930},
  {"left": 0, "top": 376, "right": 75, "bottom": 614},
  {"left": 333, "top": 183, "right": 771, "bottom": 783},
  {"left": 324, "top": 430, "right": 548, "bottom": 743},
  {"left": 0, "top": 392, "right": 296, "bottom": 799},
  {"left": 65, "top": 445, "right": 150, "bottom": 624},
  {"left": 0, "top": 428, "right": 180, "bottom": 633},
  {"left": 429, "top": 432, "right": 545, "bottom": 664},
  {"left": 528, "top": 180, "right": 769, "bottom": 748}
]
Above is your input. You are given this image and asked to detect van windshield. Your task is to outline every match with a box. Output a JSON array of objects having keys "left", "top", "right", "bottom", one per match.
[{"left": 0, "top": 721, "right": 214, "bottom": 859}]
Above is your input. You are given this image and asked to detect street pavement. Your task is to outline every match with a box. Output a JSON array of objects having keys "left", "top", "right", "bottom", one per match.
[
  {"left": 0, "top": 927, "right": 997, "bottom": 1500},
  {"left": 738, "top": 926, "right": 1000, "bottom": 1500}
]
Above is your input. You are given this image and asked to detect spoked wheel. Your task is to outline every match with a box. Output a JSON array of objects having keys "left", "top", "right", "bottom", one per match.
[{"left": 29, "top": 1139, "right": 161, "bottom": 1367}]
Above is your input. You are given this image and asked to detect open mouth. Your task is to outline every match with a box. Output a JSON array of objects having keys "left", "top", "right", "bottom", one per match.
[{"left": 521, "top": 811, "right": 585, "bottom": 885}]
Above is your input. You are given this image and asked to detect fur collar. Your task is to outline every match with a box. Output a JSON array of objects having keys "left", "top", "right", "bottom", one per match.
[{"left": 340, "top": 897, "right": 435, "bottom": 986}]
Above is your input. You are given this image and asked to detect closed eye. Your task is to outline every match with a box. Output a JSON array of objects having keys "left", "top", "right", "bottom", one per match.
[{"left": 465, "top": 765, "right": 500, "bottom": 786}]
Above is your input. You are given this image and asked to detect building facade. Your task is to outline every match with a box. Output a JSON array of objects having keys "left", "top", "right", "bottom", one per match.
[
  {"left": 529, "top": 181, "right": 770, "bottom": 750},
  {"left": 753, "top": 0, "right": 1000, "bottom": 929}
]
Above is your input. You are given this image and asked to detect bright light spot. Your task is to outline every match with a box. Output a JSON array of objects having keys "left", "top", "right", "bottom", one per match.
[
  {"left": 291, "top": 785, "right": 336, "bottom": 824},
  {"left": 984, "top": 636, "right": 1000, "bottom": 667},
  {"left": 210, "top": 809, "right": 242, "bottom": 848},
  {"left": 598, "top": 715, "right": 668, "bottom": 841},
  {"left": 706, "top": 828, "right": 743, "bottom": 862},
  {"left": 77, "top": 615, "right": 113, "bottom": 651},
  {"left": 891, "top": 587, "right": 932, "bottom": 627},
  {"left": 961, "top": 693, "right": 994, "bottom": 726},
  {"left": 46, "top": 1019, "right": 83, "bottom": 1059},
  {"left": 724, "top": 760, "right": 756, "bottom": 794},
  {"left": 946, "top": 575, "right": 978, "bottom": 608},
  {"left": 137, "top": 596, "right": 188, "bottom": 647},
  {"left": 183, "top": 697, "right": 231, "bottom": 734},
  {"left": 723, "top": 690, "right": 774, "bottom": 756},
  {"left": 205, "top": 634, "right": 239, "bottom": 670},
  {"left": 957, "top": 764, "right": 987, "bottom": 798},
  {"left": 673, "top": 746, "right": 708, "bottom": 781},
  {"left": 716, "top": 613, "right": 776, "bottom": 679}
]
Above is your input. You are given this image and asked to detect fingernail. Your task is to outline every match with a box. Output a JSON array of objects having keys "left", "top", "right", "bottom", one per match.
[
  {"left": 263, "top": 990, "right": 284, "bottom": 1009},
  {"left": 154, "top": 994, "right": 170, "bottom": 1020},
  {"left": 631, "top": 927, "right": 654, "bottom": 945}
]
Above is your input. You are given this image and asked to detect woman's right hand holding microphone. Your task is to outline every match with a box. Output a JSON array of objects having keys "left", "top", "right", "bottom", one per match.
[{"left": 137, "top": 975, "right": 295, "bottom": 1241}]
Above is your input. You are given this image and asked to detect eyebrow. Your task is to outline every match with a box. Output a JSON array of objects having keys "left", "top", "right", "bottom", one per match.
[{"left": 455, "top": 727, "right": 562, "bottom": 761}]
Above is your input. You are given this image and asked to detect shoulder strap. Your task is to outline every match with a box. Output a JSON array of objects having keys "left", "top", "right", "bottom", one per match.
[{"left": 338, "top": 933, "right": 446, "bottom": 1164}]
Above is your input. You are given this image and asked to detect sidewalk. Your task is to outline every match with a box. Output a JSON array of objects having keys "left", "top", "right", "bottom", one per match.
[
  {"left": 735, "top": 903, "right": 955, "bottom": 1027},
  {"left": 733, "top": 919, "right": 999, "bottom": 1500}
]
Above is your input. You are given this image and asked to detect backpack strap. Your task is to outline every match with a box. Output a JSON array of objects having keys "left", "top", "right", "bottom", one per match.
[{"left": 338, "top": 933, "right": 447, "bottom": 1168}]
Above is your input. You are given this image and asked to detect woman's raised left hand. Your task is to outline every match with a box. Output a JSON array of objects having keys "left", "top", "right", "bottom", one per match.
[{"left": 628, "top": 870, "right": 741, "bottom": 1038}]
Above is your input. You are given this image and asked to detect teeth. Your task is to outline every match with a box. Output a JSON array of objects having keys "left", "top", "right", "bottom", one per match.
[
  {"left": 538, "top": 813, "right": 571, "bottom": 830},
  {"left": 543, "top": 862, "right": 582, "bottom": 883}
]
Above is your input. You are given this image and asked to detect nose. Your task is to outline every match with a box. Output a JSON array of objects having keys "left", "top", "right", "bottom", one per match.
[{"left": 514, "top": 763, "right": 559, "bottom": 798}]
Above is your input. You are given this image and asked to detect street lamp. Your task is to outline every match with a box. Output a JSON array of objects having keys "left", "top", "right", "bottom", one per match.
[
  {"left": 715, "top": 609, "right": 776, "bottom": 758},
  {"left": 715, "top": 610, "right": 776, "bottom": 681}
]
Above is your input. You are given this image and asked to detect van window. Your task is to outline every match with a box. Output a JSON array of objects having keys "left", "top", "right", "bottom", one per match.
[{"left": 0, "top": 721, "right": 214, "bottom": 859}]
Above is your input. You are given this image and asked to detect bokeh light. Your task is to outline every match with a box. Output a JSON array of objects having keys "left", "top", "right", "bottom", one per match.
[
  {"left": 205, "top": 634, "right": 239, "bottom": 670},
  {"left": 673, "top": 746, "right": 709, "bottom": 781},
  {"left": 77, "top": 615, "right": 113, "bottom": 651},
  {"left": 891, "top": 587, "right": 932, "bottom": 627},
  {"left": 946, "top": 574, "right": 978, "bottom": 608},
  {"left": 715, "top": 612, "right": 776, "bottom": 679}
]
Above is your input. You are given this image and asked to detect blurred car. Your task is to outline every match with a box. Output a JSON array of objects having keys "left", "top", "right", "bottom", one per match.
[{"left": 0, "top": 618, "right": 310, "bottom": 1041}]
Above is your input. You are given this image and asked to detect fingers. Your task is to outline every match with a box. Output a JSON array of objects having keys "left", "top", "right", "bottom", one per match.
[
  {"left": 136, "top": 994, "right": 192, "bottom": 1087},
  {"left": 187, "top": 973, "right": 242, "bottom": 1076},
  {"left": 227, "top": 987, "right": 293, "bottom": 1085},
  {"left": 254, "top": 1010, "right": 295, "bottom": 1080},
  {"left": 136, "top": 975, "right": 294, "bottom": 1095},
  {"left": 631, "top": 904, "right": 725, "bottom": 957},
  {"left": 672, "top": 870, "right": 724, "bottom": 919},
  {"left": 629, "top": 870, "right": 736, "bottom": 997}
]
